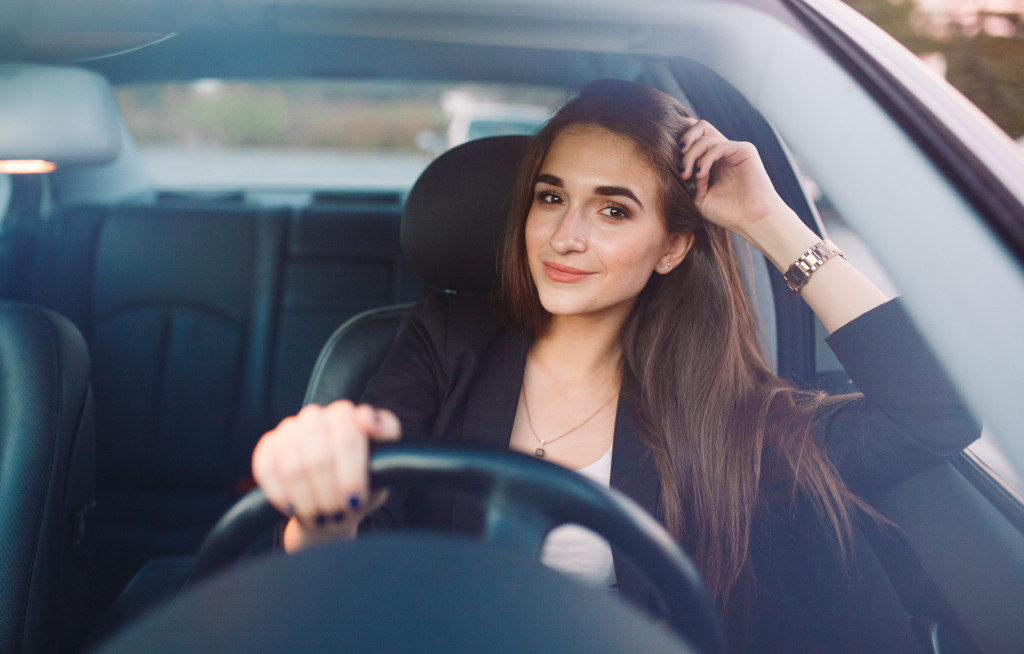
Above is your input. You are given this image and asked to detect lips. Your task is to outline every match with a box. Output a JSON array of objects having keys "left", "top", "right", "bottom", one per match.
[{"left": 542, "top": 261, "right": 593, "bottom": 283}]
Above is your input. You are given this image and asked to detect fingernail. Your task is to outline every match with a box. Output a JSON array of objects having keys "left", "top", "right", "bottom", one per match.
[
  {"left": 349, "top": 494, "right": 362, "bottom": 510},
  {"left": 285, "top": 503, "right": 296, "bottom": 517},
  {"left": 333, "top": 511, "right": 346, "bottom": 523},
  {"left": 696, "top": 166, "right": 702, "bottom": 175},
  {"left": 373, "top": 410, "right": 383, "bottom": 428},
  {"left": 314, "top": 514, "right": 327, "bottom": 527}
]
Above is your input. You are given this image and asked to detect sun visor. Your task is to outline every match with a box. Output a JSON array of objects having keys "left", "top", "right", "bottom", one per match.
[{"left": 0, "top": 64, "right": 121, "bottom": 166}]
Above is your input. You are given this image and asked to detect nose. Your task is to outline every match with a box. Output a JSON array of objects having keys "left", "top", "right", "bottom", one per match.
[{"left": 549, "top": 204, "right": 588, "bottom": 254}]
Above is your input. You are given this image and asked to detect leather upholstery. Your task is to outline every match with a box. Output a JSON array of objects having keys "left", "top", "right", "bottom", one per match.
[
  {"left": 305, "top": 136, "right": 529, "bottom": 405},
  {"left": 0, "top": 301, "right": 95, "bottom": 653},
  {"left": 272, "top": 202, "right": 425, "bottom": 422},
  {"left": 401, "top": 135, "right": 530, "bottom": 294},
  {"left": 304, "top": 304, "right": 416, "bottom": 407},
  {"left": 26, "top": 196, "right": 425, "bottom": 610}
]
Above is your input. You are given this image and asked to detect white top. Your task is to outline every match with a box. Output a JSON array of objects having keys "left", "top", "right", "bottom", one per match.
[{"left": 539, "top": 446, "right": 617, "bottom": 588}]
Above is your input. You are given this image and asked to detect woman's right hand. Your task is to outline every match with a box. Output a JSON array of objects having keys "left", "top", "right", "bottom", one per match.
[{"left": 251, "top": 400, "right": 402, "bottom": 552}]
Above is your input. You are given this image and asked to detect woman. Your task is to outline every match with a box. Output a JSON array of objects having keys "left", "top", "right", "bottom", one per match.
[{"left": 252, "top": 80, "right": 978, "bottom": 651}]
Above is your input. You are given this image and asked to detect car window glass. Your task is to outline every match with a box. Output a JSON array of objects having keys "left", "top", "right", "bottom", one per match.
[
  {"left": 803, "top": 175, "right": 1023, "bottom": 497},
  {"left": 808, "top": 182, "right": 899, "bottom": 382},
  {"left": 114, "top": 80, "right": 563, "bottom": 193}
]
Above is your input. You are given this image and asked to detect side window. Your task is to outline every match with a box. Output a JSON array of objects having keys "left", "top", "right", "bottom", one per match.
[
  {"left": 808, "top": 187, "right": 899, "bottom": 391},
  {"left": 804, "top": 177, "right": 1023, "bottom": 497}
]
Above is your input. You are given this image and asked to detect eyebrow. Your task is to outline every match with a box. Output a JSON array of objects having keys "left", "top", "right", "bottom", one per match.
[{"left": 535, "top": 174, "right": 645, "bottom": 210}]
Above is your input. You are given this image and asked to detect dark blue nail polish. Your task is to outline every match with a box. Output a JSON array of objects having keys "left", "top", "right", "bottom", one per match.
[
  {"left": 333, "top": 511, "right": 346, "bottom": 523},
  {"left": 349, "top": 494, "right": 361, "bottom": 510},
  {"left": 286, "top": 503, "right": 296, "bottom": 517},
  {"left": 314, "top": 514, "right": 327, "bottom": 527},
  {"left": 696, "top": 166, "right": 702, "bottom": 174}
]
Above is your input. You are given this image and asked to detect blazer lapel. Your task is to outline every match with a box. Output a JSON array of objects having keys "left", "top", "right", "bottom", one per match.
[
  {"left": 450, "top": 325, "right": 527, "bottom": 531},
  {"left": 610, "top": 400, "right": 661, "bottom": 609},
  {"left": 448, "top": 327, "right": 662, "bottom": 612}
]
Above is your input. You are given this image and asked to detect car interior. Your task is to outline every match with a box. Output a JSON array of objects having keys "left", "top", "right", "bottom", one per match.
[{"left": 1, "top": 0, "right": 1023, "bottom": 652}]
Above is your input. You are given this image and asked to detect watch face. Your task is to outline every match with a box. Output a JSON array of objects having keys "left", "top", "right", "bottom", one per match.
[{"left": 790, "top": 264, "right": 811, "bottom": 280}]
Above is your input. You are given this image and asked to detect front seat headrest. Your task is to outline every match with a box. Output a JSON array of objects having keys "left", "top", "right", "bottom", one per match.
[{"left": 401, "top": 135, "right": 531, "bottom": 294}]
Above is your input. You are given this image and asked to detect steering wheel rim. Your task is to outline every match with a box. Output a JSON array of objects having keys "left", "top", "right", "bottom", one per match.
[{"left": 188, "top": 444, "right": 726, "bottom": 654}]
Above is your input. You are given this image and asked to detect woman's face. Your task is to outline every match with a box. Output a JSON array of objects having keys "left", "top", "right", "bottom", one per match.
[{"left": 525, "top": 125, "right": 692, "bottom": 323}]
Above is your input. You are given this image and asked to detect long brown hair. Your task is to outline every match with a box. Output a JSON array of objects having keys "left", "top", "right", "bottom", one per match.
[{"left": 499, "top": 79, "right": 869, "bottom": 609}]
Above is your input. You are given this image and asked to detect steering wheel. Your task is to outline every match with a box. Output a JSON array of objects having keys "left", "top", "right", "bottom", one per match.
[{"left": 154, "top": 444, "right": 725, "bottom": 654}]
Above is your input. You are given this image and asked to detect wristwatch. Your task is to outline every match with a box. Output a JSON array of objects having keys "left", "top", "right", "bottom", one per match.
[{"left": 783, "top": 239, "right": 845, "bottom": 294}]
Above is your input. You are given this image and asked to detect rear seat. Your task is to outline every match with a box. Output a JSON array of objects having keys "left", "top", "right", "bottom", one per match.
[
  {"left": 25, "top": 195, "right": 424, "bottom": 608},
  {"left": 270, "top": 196, "right": 424, "bottom": 426}
]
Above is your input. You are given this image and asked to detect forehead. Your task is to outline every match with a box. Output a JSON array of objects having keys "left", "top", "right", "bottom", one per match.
[{"left": 540, "top": 126, "right": 659, "bottom": 197}]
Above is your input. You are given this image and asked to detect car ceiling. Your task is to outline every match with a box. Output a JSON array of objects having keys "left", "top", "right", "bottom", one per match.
[{"left": 0, "top": 0, "right": 812, "bottom": 87}]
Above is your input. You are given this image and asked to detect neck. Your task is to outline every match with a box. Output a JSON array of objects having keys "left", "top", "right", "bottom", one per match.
[{"left": 530, "top": 310, "right": 628, "bottom": 384}]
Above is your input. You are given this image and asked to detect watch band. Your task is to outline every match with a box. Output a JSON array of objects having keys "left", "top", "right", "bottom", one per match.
[{"left": 783, "top": 239, "right": 845, "bottom": 294}]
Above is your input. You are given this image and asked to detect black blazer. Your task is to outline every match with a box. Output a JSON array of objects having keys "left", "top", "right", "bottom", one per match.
[{"left": 360, "top": 291, "right": 978, "bottom": 653}]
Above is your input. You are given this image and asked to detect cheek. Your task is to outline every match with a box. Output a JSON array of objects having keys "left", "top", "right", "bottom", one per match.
[
  {"left": 524, "top": 211, "right": 547, "bottom": 256},
  {"left": 598, "top": 234, "right": 662, "bottom": 283}
]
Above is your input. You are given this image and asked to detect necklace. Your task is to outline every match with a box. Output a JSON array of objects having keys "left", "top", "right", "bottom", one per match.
[{"left": 520, "top": 382, "right": 617, "bottom": 458}]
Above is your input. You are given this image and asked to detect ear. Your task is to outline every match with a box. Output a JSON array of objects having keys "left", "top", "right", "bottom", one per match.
[{"left": 655, "top": 231, "right": 695, "bottom": 275}]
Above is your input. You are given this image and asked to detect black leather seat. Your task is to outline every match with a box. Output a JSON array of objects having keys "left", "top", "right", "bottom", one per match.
[
  {"left": 304, "top": 135, "right": 529, "bottom": 406},
  {"left": 27, "top": 198, "right": 426, "bottom": 609},
  {"left": 0, "top": 300, "right": 95, "bottom": 653}
]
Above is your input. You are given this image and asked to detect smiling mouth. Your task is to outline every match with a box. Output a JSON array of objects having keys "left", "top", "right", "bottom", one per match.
[{"left": 542, "top": 262, "right": 593, "bottom": 283}]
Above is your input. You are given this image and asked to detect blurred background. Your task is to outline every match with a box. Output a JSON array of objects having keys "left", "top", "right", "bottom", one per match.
[
  {"left": 845, "top": 0, "right": 1024, "bottom": 143},
  {"left": 115, "top": 81, "right": 561, "bottom": 191}
]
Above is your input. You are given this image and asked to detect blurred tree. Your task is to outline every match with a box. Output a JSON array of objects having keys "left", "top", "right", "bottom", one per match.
[{"left": 845, "top": 0, "right": 1024, "bottom": 139}]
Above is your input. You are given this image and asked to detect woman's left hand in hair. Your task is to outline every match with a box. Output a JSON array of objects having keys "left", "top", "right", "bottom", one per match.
[{"left": 678, "top": 117, "right": 792, "bottom": 241}]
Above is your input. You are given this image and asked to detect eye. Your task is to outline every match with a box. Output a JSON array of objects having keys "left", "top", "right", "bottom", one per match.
[
  {"left": 536, "top": 190, "right": 563, "bottom": 205},
  {"left": 599, "top": 204, "right": 630, "bottom": 220}
]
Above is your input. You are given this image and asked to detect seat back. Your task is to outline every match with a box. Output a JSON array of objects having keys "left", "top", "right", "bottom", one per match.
[
  {"left": 0, "top": 301, "right": 95, "bottom": 653},
  {"left": 304, "top": 135, "right": 529, "bottom": 405},
  {"left": 273, "top": 198, "right": 424, "bottom": 423}
]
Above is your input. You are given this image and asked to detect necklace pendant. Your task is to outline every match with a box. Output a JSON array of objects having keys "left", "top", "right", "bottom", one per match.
[{"left": 535, "top": 448, "right": 545, "bottom": 457}]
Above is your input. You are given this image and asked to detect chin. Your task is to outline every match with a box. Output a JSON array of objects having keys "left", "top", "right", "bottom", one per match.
[{"left": 536, "top": 294, "right": 584, "bottom": 317}]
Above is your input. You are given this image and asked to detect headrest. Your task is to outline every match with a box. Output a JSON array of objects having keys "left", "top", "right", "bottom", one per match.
[
  {"left": 0, "top": 65, "right": 121, "bottom": 166},
  {"left": 401, "top": 135, "right": 531, "bottom": 294}
]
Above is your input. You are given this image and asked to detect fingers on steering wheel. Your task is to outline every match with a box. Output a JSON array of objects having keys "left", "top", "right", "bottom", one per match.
[
  {"left": 265, "top": 406, "right": 321, "bottom": 525},
  {"left": 324, "top": 400, "right": 371, "bottom": 513},
  {"left": 352, "top": 404, "right": 401, "bottom": 441},
  {"left": 291, "top": 404, "right": 345, "bottom": 525},
  {"left": 251, "top": 426, "right": 290, "bottom": 516}
]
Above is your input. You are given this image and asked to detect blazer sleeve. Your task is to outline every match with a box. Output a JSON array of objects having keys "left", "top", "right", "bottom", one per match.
[
  {"left": 815, "top": 298, "right": 981, "bottom": 492},
  {"left": 356, "top": 291, "right": 505, "bottom": 529},
  {"left": 355, "top": 292, "right": 452, "bottom": 528},
  {"left": 358, "top": 292, "right": 452, "bottom": 444}
]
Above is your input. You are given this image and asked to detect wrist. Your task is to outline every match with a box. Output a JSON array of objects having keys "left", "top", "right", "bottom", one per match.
[{"left": 736, "top": 208, "right": 820, "bottom": 273}]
